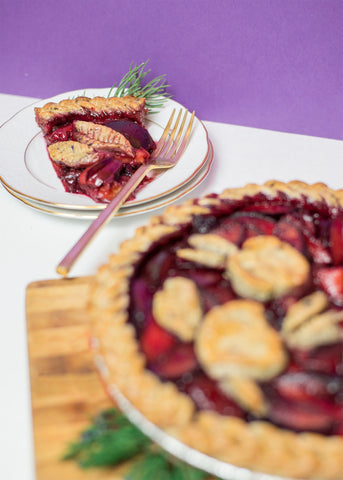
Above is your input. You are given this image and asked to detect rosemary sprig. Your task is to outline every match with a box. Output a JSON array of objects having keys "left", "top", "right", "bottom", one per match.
[
  {"left": 63, "top": 407, "right": 217, "bottom": 480},
  {"left": 107, "top": 60, "right": 171, "bottom": 113},
  {"left": 62, "top": 408, "right": 149, "bottom": 467}
]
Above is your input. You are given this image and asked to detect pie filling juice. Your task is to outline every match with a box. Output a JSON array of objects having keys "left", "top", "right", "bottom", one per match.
[{"left": 46, "top": 120, "right": 155, "bottom": 202}]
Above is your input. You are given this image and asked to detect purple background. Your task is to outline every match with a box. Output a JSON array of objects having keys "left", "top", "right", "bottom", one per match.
[{"left": 2, "top": 0, "right": 343, "bottom": 140}]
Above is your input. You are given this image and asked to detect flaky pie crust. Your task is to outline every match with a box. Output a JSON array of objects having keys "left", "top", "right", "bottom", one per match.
[
  {"left": 35, "top": 95, "right": 146, "bottom": 134},
  {"left": 90, "top": 181, "right": 343, "bottom": 479}
]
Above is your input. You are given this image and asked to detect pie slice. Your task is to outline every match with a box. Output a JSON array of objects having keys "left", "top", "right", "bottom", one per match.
[
  {"left": 90, "top": 180, "right": 343, "bottom": 479},
  {"left": 35, "top": 95, "right": 156, "bottom": 203}
]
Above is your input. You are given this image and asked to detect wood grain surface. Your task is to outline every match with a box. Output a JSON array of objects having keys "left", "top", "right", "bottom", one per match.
[{"left": 26, "top": 276, "right": 127, "bottom": 480}]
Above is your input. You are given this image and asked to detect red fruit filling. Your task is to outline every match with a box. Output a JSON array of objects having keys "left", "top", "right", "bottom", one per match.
[
  {"left": 316, "top": 267, "right": 343, "bottom": 305},
  {"left": 265, "top": 393, "right": 338, "bottom": 433},
  {"left": 140, "top": 316, "right": 176, "bottom": 364},
  {"left": 179, "top": 373, "right": 246, "bottom": 417},
  {"left": 128, "top": 194, "right": 343, "bottom": 435},
  {"left": 105, "top": 120, "right": 156, "bottom": 153},
  {"left": 150, "top": 343, "right": 198, "bottom": 379},
  {"left": 273, "top": 219, "right": 304, "bottom": 252},
  {"left": 45, "top": 124, "right": 74, "bottom": 144},
  {"left": 330, "top": 218, "right": 343, "bottom": 265},
  {"left": 43, "top": 118, "right": 156, "bottom": 203}
]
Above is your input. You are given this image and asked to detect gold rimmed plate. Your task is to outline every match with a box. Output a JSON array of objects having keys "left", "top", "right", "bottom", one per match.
[
  {"left": 0, "top": 88, "right": 210, "bottom": 211},
  {"left": 3, "top": 142, "right": 213, "bottom": 219}
]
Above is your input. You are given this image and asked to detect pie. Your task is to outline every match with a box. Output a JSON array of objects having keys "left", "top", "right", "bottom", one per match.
[
  {"left": 90, "top": 180, "right": 343, "bottom": 479},
  {"left": 34, "top": 95, "right": 156, "bottom": 203}
]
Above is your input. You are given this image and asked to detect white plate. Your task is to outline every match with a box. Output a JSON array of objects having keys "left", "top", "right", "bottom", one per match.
[
  {"left": 2, "top": 142, "right": 213, "bottom": 219},
  {"left": 0, "top": 88, "right": 210, "bottom": 210}
]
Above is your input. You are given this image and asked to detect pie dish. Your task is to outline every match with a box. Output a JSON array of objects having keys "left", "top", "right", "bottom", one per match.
[
  {"left": 91, "top": 180, "right": 343, "bottom": 479},
  {"left": 34, "top": 95, "right": 156, "bottom": 203}
]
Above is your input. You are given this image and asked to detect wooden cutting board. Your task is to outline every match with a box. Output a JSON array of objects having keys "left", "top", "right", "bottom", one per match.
[{"left": 26, "top": 276, "right": 128, "bottom": 480}]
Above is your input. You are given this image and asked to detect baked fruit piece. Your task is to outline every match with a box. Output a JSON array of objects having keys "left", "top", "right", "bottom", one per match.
[
  {"left": 35, "top": 95, "right": 156, "bottom": 203},
  {"left": 90, "top": 181, "right": 343, "bottom": 479}
]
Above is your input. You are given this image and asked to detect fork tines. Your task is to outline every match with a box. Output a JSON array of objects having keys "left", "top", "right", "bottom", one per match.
[{"left": 155, "top": 109, "right": 195, "bottom": 160}]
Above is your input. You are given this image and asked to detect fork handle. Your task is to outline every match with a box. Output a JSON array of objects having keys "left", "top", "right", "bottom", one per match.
[{"left": 56, "top": 163, "right": 152, "bottom": 276}]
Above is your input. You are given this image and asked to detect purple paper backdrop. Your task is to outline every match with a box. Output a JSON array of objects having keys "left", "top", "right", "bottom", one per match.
[{"left": 1, "top": 0, "right": 342, "bottom": 140}]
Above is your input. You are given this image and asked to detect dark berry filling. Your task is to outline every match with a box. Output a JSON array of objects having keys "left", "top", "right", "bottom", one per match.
[
  {"left": 105, "top": 120, "right": 155, "bottom": 153},
  {"left": 129, "top": 193, "right": 343, "bottom": 435},
  {"left": 51, "top": 155, "right": 153, "bottom": 203},
  {"left": 41, "top": 109, "right": 144, "bottom": 136},
  {"left": 45, "top": 119, "right": 156, "bottom": 203}
]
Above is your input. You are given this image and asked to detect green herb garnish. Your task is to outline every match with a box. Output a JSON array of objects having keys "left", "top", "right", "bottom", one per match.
[
  {"left": 63, "top": 407, "right": 217, "bottom": 480},
  {"left": 62, "top": 408, "right": 149, "bottom": 468},
  {"left": 107, "top": 60, "right": 171, "bottom": 113},
  {"left": 127, "top": 451, "right": 208, "bottom": 480}
]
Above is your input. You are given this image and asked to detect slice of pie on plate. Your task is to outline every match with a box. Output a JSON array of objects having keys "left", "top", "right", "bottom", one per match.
[
  {"left": 90, "top": 180, "right": 343, "bottom": 479},
  {"left": 35, "top": 95, "right": 156, "bottom": 203}
]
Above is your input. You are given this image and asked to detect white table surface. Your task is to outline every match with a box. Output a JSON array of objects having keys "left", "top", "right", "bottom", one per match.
[{"left": 1, "top": 93, "right": 343, "bottom": 480}]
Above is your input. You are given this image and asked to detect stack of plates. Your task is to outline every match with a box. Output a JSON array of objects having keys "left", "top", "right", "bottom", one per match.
[{"left": 0, "top": 88, "right": 213, "bottom": 219}]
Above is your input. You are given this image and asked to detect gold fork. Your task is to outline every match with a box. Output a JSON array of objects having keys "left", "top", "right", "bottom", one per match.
[{"left": 56, "top": 108, "right": 195, "bottom": 277}]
